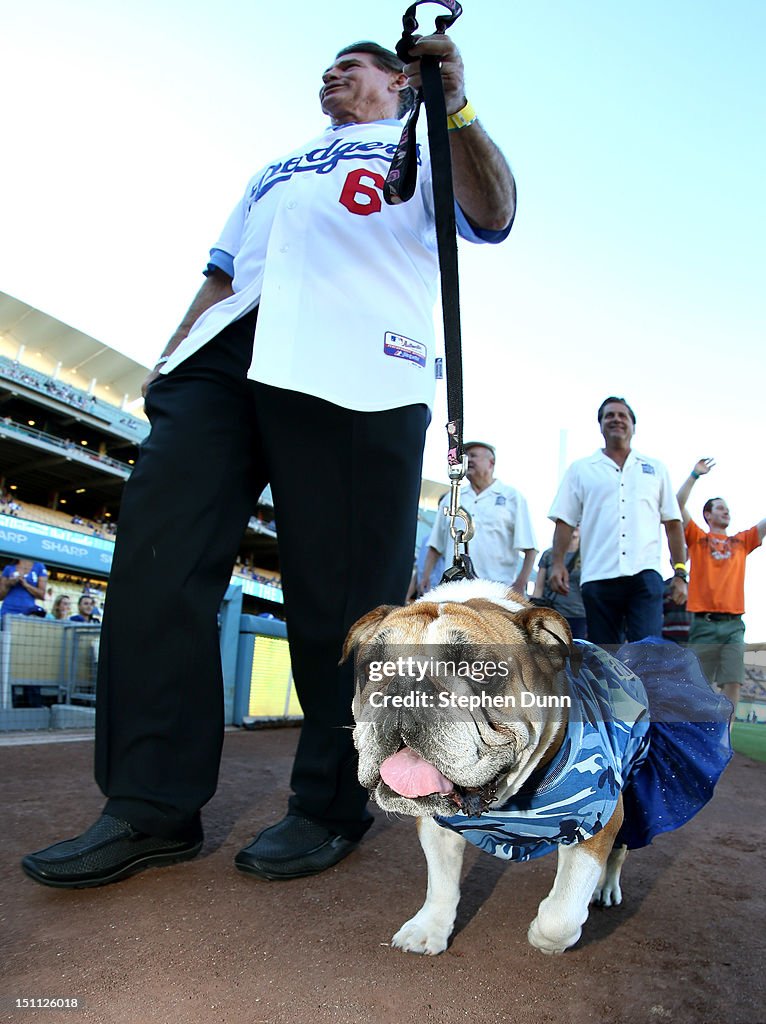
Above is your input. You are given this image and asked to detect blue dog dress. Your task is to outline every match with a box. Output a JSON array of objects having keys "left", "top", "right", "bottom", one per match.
[{"left": 435, "top": 639, "right": 732, "bottom": 860}]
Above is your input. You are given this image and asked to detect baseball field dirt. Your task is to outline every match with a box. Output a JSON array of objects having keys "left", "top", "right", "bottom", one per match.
[{"left": 1, "top": 728, "right": 764, "bottom": 1024}]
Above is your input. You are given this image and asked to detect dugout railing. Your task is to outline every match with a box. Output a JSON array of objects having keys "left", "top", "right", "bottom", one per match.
[{"left": 0, "top": 584, "right": 300, "bottom": 732}]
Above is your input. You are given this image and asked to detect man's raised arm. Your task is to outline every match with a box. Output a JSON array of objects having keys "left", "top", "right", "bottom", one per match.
[{"left": 676, "top": 458, "right": 715, "bottom": 527}]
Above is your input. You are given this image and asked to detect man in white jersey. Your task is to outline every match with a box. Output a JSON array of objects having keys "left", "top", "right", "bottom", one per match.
[{"left": 22, "top": 37, "right": 515, "bottom": 888}]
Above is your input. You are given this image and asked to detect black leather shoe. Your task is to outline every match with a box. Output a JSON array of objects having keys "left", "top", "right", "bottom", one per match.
[
  {"left": 235, "top": 814, "right": 358, "bottom": 880},
  {"left": 21, "top": 814, "right": 203, "bottom": 889}
]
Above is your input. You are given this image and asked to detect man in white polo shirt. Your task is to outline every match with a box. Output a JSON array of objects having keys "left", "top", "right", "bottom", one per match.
[
  {"left": 419, "top": 442, "right": 537, "bottom": 594},
  {"left": 22, "top": 36, "right": 516, "bottom": 889},
  {"left": 548, "top": 397, "right": 687, "bottom": 644}
]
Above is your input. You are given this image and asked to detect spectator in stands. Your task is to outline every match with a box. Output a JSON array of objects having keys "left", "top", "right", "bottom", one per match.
[
  {"left": 0, "top": 558, "right": 48, "bottom": 619},
  {"left": 0, "top": 557, "right": 48, "bottom": 707},
  {"left": 50, "top": 595, "right": 73, "bottom": 620},
  {"left": 21, "top": 36, "right": 515, "bottom": 889},
  {"left": 70, "top": 595, "right": 101, "bottom": 623}
]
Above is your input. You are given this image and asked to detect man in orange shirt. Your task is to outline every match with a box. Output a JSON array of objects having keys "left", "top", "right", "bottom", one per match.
[{"left": 677, "top": 458, "right": 765, "bottom": 708}]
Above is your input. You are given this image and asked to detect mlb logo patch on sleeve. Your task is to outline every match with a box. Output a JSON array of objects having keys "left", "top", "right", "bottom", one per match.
[{"left": 384, "top": 332, "right": 427, "bottom": 368}]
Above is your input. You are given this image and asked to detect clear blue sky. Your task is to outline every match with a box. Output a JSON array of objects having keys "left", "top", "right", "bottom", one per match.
[{"left": 1, "top": 0, "right": 764, "bottom": 635}]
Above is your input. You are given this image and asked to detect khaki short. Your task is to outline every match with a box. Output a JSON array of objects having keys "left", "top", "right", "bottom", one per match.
[{"left": 689, "top": 614, "right": 745, "bottom": 686}]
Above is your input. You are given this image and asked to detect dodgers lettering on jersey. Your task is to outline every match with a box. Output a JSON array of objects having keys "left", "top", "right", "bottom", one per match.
[{"left": 248, "top": 139, "right": 419, "bottom": 206}]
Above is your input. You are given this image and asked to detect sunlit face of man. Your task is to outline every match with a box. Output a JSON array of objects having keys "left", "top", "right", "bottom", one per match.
[
  {"left": 705, "top": 499, "right": 731, "bottom": 532},
  {"left": 320, "top": 52, "right": 406, "bottom": 125},
  {"left": 465, "top": 445, "right": 495, "bottom": 482},
  {"left": 599, "top": 402, "right": 635, "bottom": 447}
]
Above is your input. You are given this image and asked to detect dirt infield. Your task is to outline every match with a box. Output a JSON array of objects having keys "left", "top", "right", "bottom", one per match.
[{"left": 1, "top": 729, "right": 764, "bottom": 1024}]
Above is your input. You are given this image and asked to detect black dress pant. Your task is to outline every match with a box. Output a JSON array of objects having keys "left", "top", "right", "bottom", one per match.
[
  {"left": 580, "top": 569, "right": 664, "bottom": 645},
  {"left": 95, "top": 310, "right": 428, "bottom": 841}
]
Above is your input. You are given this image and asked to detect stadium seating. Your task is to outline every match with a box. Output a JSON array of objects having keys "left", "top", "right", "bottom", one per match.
[{"left": 0, "top": 355, "right": 149, "bottom": 442}]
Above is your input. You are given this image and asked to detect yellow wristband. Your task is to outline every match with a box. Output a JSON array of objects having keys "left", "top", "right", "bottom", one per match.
[
  {"left": 673, "top": 562, "right": 687, "bottom": 571},
  {"left": 447, "top": 100, "right": 477, "bottom": 131}
]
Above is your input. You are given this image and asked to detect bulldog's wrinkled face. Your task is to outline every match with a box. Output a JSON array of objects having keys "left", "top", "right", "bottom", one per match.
[{"left": 344, "top": 582, "right": 576, "bottom": 818}]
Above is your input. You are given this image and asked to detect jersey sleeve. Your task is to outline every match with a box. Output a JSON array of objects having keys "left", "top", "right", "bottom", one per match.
[
  {"left": 203, "top": 170, "right": 266, "bottom": 277},
  {"left": 213, "top": 195, "right": 247, "bottom": 258},
  {"left": 417, "top": 137, "right": 512, "bottom": 246},
  {"left": 455, "top": 203, "right": 513, "bottom": 245},
  {"left": 205, "top": 248, "right": 235, "bottom": 278}
]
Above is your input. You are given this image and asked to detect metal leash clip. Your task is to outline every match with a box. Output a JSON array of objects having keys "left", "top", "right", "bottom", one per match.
[{"left": 439, "top": 455, "right": 477, "bottom": 582}]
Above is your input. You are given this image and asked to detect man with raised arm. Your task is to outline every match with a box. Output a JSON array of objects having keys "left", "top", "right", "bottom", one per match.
[{"left": 677, "top": 458, "right": 765, "bottom": 709}]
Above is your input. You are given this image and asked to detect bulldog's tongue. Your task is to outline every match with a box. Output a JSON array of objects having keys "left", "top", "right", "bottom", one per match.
[{"left": 380, "top": 747, "right": 454, "bottom": 798}]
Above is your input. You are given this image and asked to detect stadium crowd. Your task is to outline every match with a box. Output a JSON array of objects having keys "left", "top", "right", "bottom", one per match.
[{"left": 1, "top": 357, "right": 98, "bottom": 411}]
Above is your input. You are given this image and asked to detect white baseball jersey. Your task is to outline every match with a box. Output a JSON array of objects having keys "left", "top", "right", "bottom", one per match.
[
  {"left": 161, "top": 120, "right": 509, "bottom": 412},
  {"left": 548, "top": 449, "right": 681, "bottom": 584}
]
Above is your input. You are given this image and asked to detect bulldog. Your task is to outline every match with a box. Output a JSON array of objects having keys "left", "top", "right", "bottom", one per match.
[{"left": 343, "top": 578, "right": 654, "bottom": 956}]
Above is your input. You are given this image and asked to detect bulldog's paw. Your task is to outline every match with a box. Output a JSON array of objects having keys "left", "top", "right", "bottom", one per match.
[
  {"left": 591, "top": 879, "right": 623, "bottom": 907},
  {"left": 527, "top": 915, "right": 581, "bottom": 955},
  {"left": 592, "top": 844, "right": 627, "bottom": 907},
  {"left": 391, "top": 914, "right": 450, "bottom": 956}
]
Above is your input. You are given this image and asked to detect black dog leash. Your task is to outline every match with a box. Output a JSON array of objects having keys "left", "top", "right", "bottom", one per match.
[{"left": 385, "top": 1, "right": 476, "bottom": 583}]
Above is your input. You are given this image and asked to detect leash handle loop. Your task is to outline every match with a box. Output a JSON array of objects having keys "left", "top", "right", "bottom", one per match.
[
  {"left": 395, "top": 0, "right": 463, "bottom": 62},
  {"left": 384, "top": 0, "right": 463, "bottom": 207}
]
